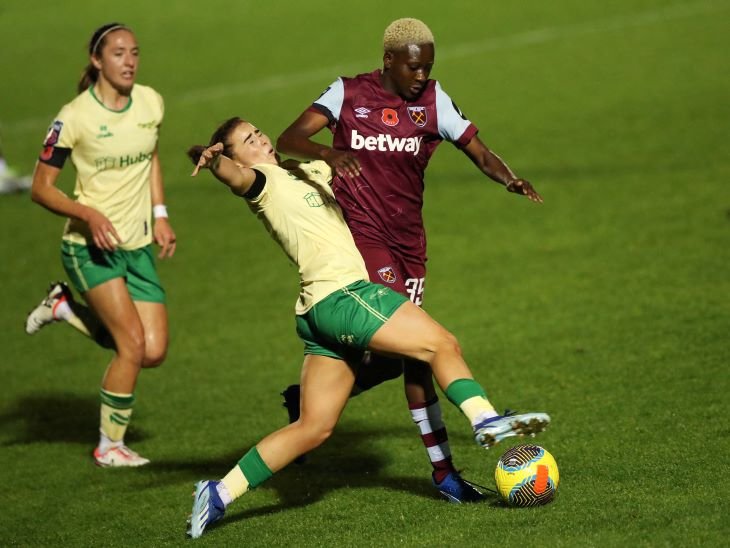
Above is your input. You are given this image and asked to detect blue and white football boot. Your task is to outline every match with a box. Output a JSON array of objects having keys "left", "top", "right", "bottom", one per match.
[
  {"left": 474, "top": 411, "right": 550, "bottom": 449},
  {"left": 187, "top": 480, "right": 226, "bottom": 539},
  {"left": 433, "top": 470, "right": 486, "bottom": 503}
]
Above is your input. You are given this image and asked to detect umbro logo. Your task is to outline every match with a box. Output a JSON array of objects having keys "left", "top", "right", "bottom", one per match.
[{"left": 354, "top": 107, "right": 371, "bottom": 118}]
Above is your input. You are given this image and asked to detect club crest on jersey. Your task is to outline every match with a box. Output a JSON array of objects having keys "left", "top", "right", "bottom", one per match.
[
  {"left": 304, "top": 192, "right": 324, "bottom": 207},
  {"left": 354, "top": 107, "right": 371, "bottom": 118},
  {"left": 407, "top": 106, "right": 427, "bottom": 127},
  {"left": 377, "top": 266, "right": 397, "bottom": 284},
  {"left": 381, "top": 108, "right": 399, "bottom": 127}
]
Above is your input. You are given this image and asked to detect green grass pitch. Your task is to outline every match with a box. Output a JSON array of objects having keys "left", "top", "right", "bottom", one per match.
[{"left": 1, "top": 0, "right": 728, "bottom": 545}]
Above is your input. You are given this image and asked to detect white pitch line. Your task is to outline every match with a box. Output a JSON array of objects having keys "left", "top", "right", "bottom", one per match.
[{"left": 3, "top": 1, "right": 726, "bottom": 135}]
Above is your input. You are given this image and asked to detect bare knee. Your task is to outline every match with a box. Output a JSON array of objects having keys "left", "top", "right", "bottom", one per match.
[
  {"left": 142, "top": 344, "right": 167, "bottom": 368},
  {"left": 115, "top": 327, "right": 146, "bottom": 366},
  {"left": 296, "top": 419, "right": 336, "bottom": 451},
  {"left": 434, "top": 330, "right": 462, "bottom": 359}
]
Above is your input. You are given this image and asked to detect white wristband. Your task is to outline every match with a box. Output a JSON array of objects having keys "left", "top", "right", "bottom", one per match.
[{"left": 153, "top": 204, "right": 168, "bottom": 219}]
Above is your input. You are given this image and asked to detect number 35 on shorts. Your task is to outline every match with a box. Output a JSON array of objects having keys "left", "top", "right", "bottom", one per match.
[{"left": 405, "top": 277, "right": 425, "bottom": 306}]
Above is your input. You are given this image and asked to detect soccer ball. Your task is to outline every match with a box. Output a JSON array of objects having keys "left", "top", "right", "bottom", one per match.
[{"left": 495, "top": 444, "right": 559, "bottom": 507}]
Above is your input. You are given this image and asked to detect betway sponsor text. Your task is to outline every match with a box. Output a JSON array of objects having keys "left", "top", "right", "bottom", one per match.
[{"left": 350, "top": 130, "right": 422, "bottom": 156}]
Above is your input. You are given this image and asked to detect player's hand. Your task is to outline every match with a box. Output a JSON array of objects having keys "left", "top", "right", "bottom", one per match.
[
  {"left": 321, "top": 148, "right": 361, "bottom": 178},
  {"left": 85, "top": 207, "right": 122, "bottom": 251},
  {"left": 506, "top": 178, "right": 543, "bottom": 203},
  {"left": 154, "top": 217, "right": 176, "bottom": 259},
  {"left": 191, "top": 142, "right": 224, "bottom": 176}
]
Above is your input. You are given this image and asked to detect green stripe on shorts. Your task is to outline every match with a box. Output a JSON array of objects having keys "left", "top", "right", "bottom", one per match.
[
  {"left": 61, "top": 241, "right": 166, "bottom": 303},
  {"left": 295, "top": 280, "right": 408, "bottom": 361}
]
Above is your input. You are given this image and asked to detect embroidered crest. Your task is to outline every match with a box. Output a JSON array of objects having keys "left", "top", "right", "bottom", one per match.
[
  {"left": 381, "top": 108, "right": 399, "bottom": 127},
  {"left": 304, "top": 192, "right": 324, "bottom": 207},
  {"left": 407, "top": 106, "right": 427, "bottom": 127},
  {"left": 377, "top": 266, "right": 397, "bottom": 284}
]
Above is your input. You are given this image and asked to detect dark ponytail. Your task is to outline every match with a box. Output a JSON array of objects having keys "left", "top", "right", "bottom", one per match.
[
  {"left": 186, "top": 145, "right": 207, "bottom": 166},
  {"left": 187, "top": 117, "right": 245, "bottom": 165},
  {"left": 77, "top": 22, "right": 129, "bottom": 94}
]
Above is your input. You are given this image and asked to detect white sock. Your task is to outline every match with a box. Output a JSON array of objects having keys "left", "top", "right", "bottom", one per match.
[
  {"left": 98, "top": 431, "right": 123, "bottom": 453},
  {"left": 473, "top": 409, "right": 500, "bottom": 426},
  {"left": 53, "top": 299, "right": 73, "bottom": 321},
  {"left": 216, "top": 482, "right": 233, "bottom": 506}
]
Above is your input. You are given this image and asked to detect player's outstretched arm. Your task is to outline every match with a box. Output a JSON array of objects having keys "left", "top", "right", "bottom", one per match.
[
  {"left": 277, "top": 110, "right": 361, "bottom": 178},
  {"left": 188, "top": 143, "right": 256, "bottom": 196},
  {"left": 462, "top": 136, "right": 543, "bottom": 203}
]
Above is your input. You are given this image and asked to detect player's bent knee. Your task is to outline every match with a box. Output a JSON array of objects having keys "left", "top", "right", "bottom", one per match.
[
  {"left": 436, "top": 330, "right": 462, "bottom": 358},
  {"left": 313, "top": 426, "right": 334, "bottom": 446},
  {"left": 116, "top": 330, "right": 146, "bottom": 364},
  {"left": 296, "top": 419, "right": 336, "bottom": 450},
  {"left": 142, "top": 347, "right": 167, "bottom": 368}
]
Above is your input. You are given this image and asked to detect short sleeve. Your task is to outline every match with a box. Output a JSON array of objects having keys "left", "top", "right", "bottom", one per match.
[
  {"left": 313, "top": 78, "right": 345, "bottom": 123},
  {"left": 39, "top": 104, "right": 75, "bottom": 166},
  {"left": 435, "top": 81, "right": 478, "bottom": 146},
  {"left": 51, "top": 105, "right": 76, "bottom": 149},
  {"left": 156, "top": 90, "right": 165, "bottom": 126}
]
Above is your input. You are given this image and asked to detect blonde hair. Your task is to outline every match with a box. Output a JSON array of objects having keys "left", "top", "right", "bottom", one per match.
[{"left": 383, "top": 18, "right": 434, "bottom": 51}]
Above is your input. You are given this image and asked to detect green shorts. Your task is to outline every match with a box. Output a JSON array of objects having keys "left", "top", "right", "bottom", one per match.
[
  {"left": 295, "top": 280, "right": 408, "bottom": 361},
  {"left": 61, "top": 241, "right": 166, "bottom": 303}
]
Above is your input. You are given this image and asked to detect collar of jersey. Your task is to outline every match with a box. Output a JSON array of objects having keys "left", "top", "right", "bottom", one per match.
[{"left": 88, "top": 86, "right": 133, "bottom": 113}]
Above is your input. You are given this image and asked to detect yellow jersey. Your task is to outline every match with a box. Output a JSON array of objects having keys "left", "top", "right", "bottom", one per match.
[
  {"left": 45, "top": 84, "right": 164, "bottom": 250},
  {"left": 247, "top": 160, "right": 369, "bottom": 314}
]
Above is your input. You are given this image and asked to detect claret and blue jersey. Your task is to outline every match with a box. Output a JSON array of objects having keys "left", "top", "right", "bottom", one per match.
[{"left": 311, "top": 69, "right": 478, "bottom": 264}]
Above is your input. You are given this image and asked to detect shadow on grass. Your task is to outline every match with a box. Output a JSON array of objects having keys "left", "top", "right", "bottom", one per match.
[
  {"left": 146, "top": 422, "right": 502, "bottom": 535},
  {"left": 0, "top": 392, "right": 148, "bottom": 446},
  {"left": 0, "top": 391, "right": 503, "bottom": 527}
]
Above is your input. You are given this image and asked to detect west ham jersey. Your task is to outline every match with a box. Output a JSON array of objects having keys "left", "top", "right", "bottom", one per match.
[{"left": 311, "top": 69, "right": 478, "bottom": 263}]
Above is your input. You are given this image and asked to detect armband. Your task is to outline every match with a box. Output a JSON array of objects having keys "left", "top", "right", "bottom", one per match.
[{"left": 153, "top": 204, "right": 168, "bottom": 219}]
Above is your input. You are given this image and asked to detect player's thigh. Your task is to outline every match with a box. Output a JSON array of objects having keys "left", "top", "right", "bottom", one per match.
[
  {"left": 134, "top": 301, "right": 168, "bottom": 365},
  {"left": 299, "top": 354, "right": 355, "bottom": 431},
  {"left": 125, "top": 245, "right": 166, "bottom": 304},
  {"left": 62, "top": 241, "right": 125, "bottom": 294},
  {"left": 301, "top": 281, "right": 406, "bottom": 356},
  {"left": 125, "top": 245, "right": 168, "bottom": 363},
  {"left": 83, "top": 277, "right": 144, "bottom": 351},
  {"left": 368, "top": 300, "right": 452, "bottom": 364}
]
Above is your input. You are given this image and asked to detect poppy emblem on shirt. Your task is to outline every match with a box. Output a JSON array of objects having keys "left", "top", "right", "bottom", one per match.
[
  {"left": 381, "top": 108, "right": 399, "bottom": 127},
  {"left": 377, "top": 266, "right": 397, "bottom": 284},
  {"left": 407, "top": 106, "right": 427, "bottom": 127}
]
